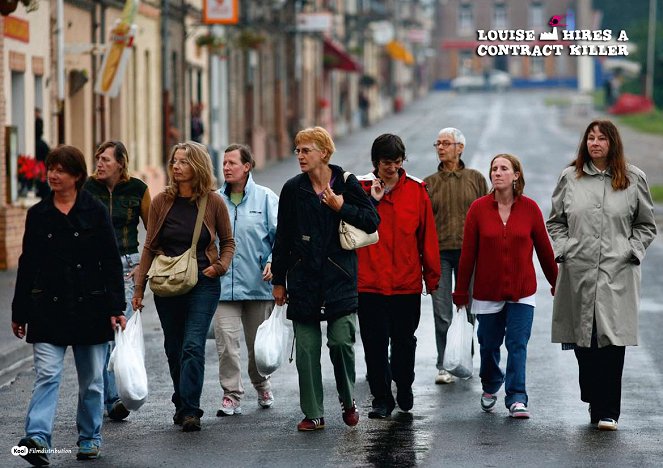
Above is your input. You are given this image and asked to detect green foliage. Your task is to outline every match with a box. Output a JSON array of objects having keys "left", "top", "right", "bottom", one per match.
[
  {"left": 650, "top": 184, "right": 663, "bottom": 203},
  {"left": 592, "top": 0, "right": 653, "bottom": 32},
  {"left": 592, "top": 2, "right": 663, "bottom": 108},
  {"left": 617, "top": 109, "right": 663, "bottom": 134}
]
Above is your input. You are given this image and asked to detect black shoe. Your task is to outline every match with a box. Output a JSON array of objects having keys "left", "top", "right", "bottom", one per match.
[
  {"left": 173, "top": 409, "right": 184, "bottom": 426},
  {"left": 396, "top": 387, "right": 413, "bottom": 412},
  {"left": 182, "top": 415, "right": 201, "bottom": 432},
  {"left": 108, "top": 401, "right": 130, "bottom": 421},
  {"left": 368, "top": 405, "right": 392, "bottom": 419},
  {"left": 18, "top": 437, "right": 50, "bottom": 466}
]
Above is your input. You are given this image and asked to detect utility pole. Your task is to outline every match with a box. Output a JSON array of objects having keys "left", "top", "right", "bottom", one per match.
[
  {"left": 161, "top": 0, "right": 170, "bottom": 163},
  {"left": 577, "top": 0, "right": 594, "bottom": 93},
  {"left": 645, "top": 0, "right": 657, "bottom": 100}
]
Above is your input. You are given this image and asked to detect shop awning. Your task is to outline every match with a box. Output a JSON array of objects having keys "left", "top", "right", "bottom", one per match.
[
  {"left": 385, "top": 40, "right": 414, "bottom": 65},
  {"left": 323, "top": 38, "right": 362, "bottom": 72}
]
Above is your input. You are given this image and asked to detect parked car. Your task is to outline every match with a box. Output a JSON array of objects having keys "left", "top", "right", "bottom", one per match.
[{"left": 451, "top": 70, "right": 512, "bottom": 92}]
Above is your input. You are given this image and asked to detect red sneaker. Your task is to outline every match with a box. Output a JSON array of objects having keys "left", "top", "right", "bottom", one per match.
[
  {"left": 342, "top": 401, "right": 359, "bottom": 427},
  {"left": 297, "top": 417, "right": 325, "bottom": 431}
]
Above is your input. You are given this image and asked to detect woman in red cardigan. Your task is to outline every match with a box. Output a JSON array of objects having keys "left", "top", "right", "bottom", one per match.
[{"left": 453, "top": 154, "right": 557, "bottom": 419}]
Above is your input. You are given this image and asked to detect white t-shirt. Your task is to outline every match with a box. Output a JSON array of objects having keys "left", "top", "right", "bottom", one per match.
[{"left": 471, "top": 294, "right": 536, "bottom": 315}]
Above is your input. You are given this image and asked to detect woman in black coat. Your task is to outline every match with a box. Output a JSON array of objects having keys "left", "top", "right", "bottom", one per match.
[
  {"left": 11, "top": 145, "right": 125, "bottom": 465},
  {"left": 272, "top": 126, "right": 379, "bottom": 432}
]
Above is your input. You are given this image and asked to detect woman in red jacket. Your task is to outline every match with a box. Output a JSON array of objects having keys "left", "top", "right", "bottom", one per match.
[
  {"left": 357, "top": 134, "right": 441, "bottom": 419},
  {"left": 453, "top": 153, "right": 557, "bottom": 419}
]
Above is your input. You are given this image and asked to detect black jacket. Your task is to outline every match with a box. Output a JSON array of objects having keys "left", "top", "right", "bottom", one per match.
[
  {"left": 12, "top": 190, "right": 126, "bottom": 345},
  {"left": 272, "top": 164, "right": 380, "bottom": 322}
]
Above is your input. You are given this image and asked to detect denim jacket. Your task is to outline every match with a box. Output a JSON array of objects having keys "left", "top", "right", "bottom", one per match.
[
  {"left": 218, "top": 173, "right": 279, "bottom": 301},
  {"left": 83, "top": 177, "right": 148, "bottom": 255}
]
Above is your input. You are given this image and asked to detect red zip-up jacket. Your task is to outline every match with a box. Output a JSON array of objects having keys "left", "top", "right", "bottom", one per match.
[
  {"left": 357, "top": 170, "right": 441, "bottom": 295},
  {"left": 452, "top": 193, "right": 557, "bottom": 305}
]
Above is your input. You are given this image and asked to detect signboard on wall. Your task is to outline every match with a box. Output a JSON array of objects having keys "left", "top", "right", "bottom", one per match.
[
  {"left": 4, "top": 16, "right": 29, "bottom": 43},
  {"left": 296, "top": 12, "right": 332, "bottom": 33},
  {"left": 95, "top": 0, "right": 137, "bottom": 97},
  {"left": 203, "top": 0, "right": 239, "bottom": 25}
]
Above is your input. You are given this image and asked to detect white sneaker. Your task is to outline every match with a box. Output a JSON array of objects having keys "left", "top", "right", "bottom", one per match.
[
  {"left": 598, "top": 418, "right": 618, "bottom": 431},
  {"left": 435, "top": 370, "right": 456, "bottom": 385},
  {"left": 509, "top": 402, "right": 530, "bottom": 419},
  {"left": 216, "top": 396, "right": 242, "bottom": 417},
  {"left": 258, "top": 390, "right": 274, "bottom": 408}
]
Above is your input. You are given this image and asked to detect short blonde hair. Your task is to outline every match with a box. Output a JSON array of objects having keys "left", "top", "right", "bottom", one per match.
[
  {"left": 488, "top": 153, "right": 525, "bottom": 196},
  {"left": 165, "top": 141, "right": 217, "bottom": 201},
  {"left": 294, "top": 126, "right": 335, "bottom": 163}
]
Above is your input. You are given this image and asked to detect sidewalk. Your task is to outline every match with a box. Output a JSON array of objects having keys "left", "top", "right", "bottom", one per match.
[{"left": 0, "top": 269, "right": 30, "bottom": 380}]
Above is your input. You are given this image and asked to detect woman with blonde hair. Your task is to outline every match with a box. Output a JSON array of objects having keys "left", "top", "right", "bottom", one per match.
[
  {"left": 453, "top": 153, "right": 557, "bottom": 419},
  {"left": 272, "top": 126, "right": 379, "bottom": 431},
  {"left": 132, "top": 141, "right": 235, "bottom": 432}
]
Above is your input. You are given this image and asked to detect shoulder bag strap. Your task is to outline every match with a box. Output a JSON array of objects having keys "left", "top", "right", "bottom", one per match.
[{"left": 189, "top": 194, "right": 208, "bottom": 258}]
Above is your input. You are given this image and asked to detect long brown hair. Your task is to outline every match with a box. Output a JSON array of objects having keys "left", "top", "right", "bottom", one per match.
[
  {"left": 488, "top": 153, "right": 525, "bottom": 197},
  {"left": 573, "top": 120, "right": 629, "bottom": 190},
  {"left": 164, "top": 141, "right": 216, "bottom": 201}
]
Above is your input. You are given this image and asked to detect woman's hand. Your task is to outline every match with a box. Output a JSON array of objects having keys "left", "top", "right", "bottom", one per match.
[
  {"left": 12, "top": 321, "right": 25, "bottom": 339},
  {"left": 111, "top": 315, "right": 127, "bottom": 331},
  {"left": 262, "top": 262, "right": 273, "bottom": 282},
  {"left": 321, "top": 184, "right": 344, "bottom": 212},
  {"left": 370, "top": 179, "right": 385, "bottom": 202},
  {"left": 132, "top": 296, "right": 144, "bottom": 312},
  {"left": 273, "top": 285, "right": 287, "bottom": 306},
  {"left": 202, "top": 266, "right": 217, "bottom": 278},
  {"left": 127, "top": 265, "right": 139, "bottom": 280}
]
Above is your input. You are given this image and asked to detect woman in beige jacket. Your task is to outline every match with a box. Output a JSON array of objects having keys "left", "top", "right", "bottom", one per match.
[{"left": 547, "top": 120, "right": 656, "bottom": 431}]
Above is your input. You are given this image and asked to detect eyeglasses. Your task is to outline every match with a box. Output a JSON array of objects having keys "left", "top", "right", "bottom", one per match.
[
  {"left": 293, "top": 147, "right": 319, "bottom": 156},
  {"left": 433, "top": 141, "right": 460, "bottom": 148}
]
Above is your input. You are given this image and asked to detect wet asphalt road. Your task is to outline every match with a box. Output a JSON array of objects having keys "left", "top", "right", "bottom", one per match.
[{"left": 2, "top": 90, "right": 662, "bottom": 467}]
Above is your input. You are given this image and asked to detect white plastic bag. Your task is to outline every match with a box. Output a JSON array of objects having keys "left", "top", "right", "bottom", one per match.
[
  {"left": 108, "top": 312, "right": 148, "bottom": 410},
  {"left": 254, "top": 304, "right": 288, "bottom": 377},
  {"left": 442, "top": 306, "right": 474, "bottom": 379}
]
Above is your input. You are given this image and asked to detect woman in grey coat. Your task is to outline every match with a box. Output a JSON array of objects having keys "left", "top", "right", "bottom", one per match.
[{"left": 547, "top": 120, "right": 657, "bottom": 431}]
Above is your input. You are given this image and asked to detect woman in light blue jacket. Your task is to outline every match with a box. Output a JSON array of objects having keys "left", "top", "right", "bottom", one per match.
[{"left": 214, "top": 144, "right": 279, "bottom": 416}]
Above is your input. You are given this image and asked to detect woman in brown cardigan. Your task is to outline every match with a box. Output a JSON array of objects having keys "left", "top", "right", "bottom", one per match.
[{"left": 132, "top": 141, "right": 235, "bottom": 432}]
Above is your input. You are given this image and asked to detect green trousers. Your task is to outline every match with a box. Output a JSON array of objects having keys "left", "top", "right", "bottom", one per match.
[{"left": 293, "top": 314, "right": 357, "bottom": 419}]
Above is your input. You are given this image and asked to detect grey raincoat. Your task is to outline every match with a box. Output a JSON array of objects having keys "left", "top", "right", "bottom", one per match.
[{"left": 547, "top": 163, "right": 657, "bottom": 347}]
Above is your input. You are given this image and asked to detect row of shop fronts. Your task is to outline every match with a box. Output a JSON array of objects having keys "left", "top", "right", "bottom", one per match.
[{"left": 0, "top": 0, "right": 432, "bottom": 268}]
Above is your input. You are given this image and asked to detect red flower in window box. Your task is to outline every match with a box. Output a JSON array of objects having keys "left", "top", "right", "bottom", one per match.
[{"left": 18, "top": 154, "right": 47, "bottom": 185}]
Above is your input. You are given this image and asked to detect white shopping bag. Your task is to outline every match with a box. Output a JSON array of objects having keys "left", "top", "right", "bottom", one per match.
[
  {"left": 442, "top": 306, "right": 474, "bottom": 379},
  {"left": 108, "top": 312, "right": 148, "bottom": 410},
  {"left": 254, "top": 304, "right": 289, "bottom": 377}
]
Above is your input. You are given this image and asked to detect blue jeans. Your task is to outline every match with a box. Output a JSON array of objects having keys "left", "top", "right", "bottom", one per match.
[
  {"left": 154, "top": 271, "right": 220, "bottom": 418},
  {"left": 25, "top": 342, "right": 107, "bottom": 448},
  {"left": 476, "top": 303, "right": 534, "bottom": 408},
  {"left": 104, "top": 253, "right": 140, "bottom": 411}
]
